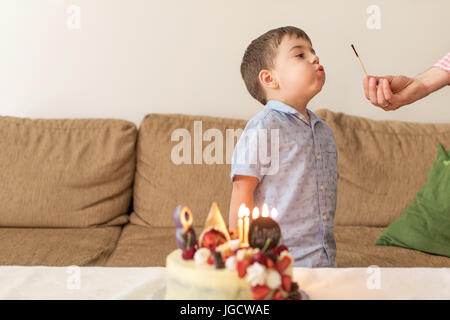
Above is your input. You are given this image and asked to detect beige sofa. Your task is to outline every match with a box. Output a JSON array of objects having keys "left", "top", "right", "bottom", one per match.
[{"left": 1, "top": 110, "right": 449, "bottom": 268}]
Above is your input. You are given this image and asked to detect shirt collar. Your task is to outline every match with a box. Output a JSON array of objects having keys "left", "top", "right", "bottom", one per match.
[{"left": 265, "top": 99, "right": 322, "bottom": 127}]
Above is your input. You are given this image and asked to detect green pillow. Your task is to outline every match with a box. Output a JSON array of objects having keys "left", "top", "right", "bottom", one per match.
[{"left": 375, "top": 142, "right": 450, "bottom": 257}]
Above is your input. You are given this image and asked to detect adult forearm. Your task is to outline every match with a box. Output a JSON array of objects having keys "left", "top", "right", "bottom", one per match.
[{"left": 416, "top": 66, "right": 450, "bottom": 97}]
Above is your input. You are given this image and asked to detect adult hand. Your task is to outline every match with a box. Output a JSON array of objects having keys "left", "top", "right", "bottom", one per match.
[
  {"left": 363, "top": 66, "right": 450, "bottom": 111},
  {"left": 363, "top": 75, "right": 428, "bottom": 111}
]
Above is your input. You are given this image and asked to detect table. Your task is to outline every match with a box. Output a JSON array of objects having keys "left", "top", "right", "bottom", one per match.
[{"left": 0, "top": 266, "right": 449, "bottom": 299}]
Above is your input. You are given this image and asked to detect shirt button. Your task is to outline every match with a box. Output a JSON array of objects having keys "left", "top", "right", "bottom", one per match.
[{"left": 320, "top": 185, "right": 324, "bottom": 191}]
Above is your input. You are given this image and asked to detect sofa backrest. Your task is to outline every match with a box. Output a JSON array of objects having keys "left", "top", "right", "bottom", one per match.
[
  {"left": 6, "top": 109, "right": 447, "bottom": 230},
  {"left": 130, "top": 113, "right": 246, "bottom": 228},
  {"left": 0, "top": 116, "right": 137, "bottom": 228},
  {"left": 131, "top": 110, "right": 450, "bottom": 229},
  {"left": 316, "top": 109, "right": 450, "bottom": 227}
]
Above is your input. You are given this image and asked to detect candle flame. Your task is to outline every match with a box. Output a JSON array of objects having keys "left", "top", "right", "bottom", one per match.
[
  {"left": 252, "top": 207, "right": 259, "bottom": 219},
  {"left": 262, "top": 203, "right": 269, "bottom": 217},
  {"left": 271, "top": 208, "right": 278, "bottom": 219},
  {"left": 238, "top": 204, "right": 246, "bottom": 218}
]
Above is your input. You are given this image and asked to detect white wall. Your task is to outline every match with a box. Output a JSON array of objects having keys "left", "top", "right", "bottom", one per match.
[{"left": 1, "top": 0, "right": 449, "bottom": 126}]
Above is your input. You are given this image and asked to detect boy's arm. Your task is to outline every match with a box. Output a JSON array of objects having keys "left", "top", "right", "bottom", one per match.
[{"left": 229, "top": 175, "right": 259, "bottom": 232}]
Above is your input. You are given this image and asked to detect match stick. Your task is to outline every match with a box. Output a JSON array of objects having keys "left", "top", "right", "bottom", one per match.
[{"left": 351, "top": 44, "right": 368, "bottom": 77}]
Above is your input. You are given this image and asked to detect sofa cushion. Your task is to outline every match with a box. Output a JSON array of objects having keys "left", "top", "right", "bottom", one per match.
[
  {"left": 0, "top": 116, "right": 137, "bottom": 227},
  {"left": 0, "top": 226, "right": 122, "bottom": 266},
  {"left": 376, "top": 142, "right": 450, "bottom": 257},
  {"left": 105, "top": 224, "right": 203, "bottom": 267},
  {"left": 106, "top": 224, "right": 450, "bottom": 267},
  {"left": 335, "top": 226, "right": 450, "bottom": 267},
  {"left": 315, "top": 109, "right": 450, "bottom": 227},
  {"left": 130, "top": 113, "right": 246, "bottom": 227}
]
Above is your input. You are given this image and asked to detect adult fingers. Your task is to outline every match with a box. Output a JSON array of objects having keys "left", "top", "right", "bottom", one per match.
[
  {"left": 368, "top": 77, "right": 378, "bottom": 105},
  {"left": 383, "top": 104, "right": 400, "bottom": 111},
  {"left": 363, "top": 76, "right": 370, "bottom": 100},
  {"left": 377, "top": 82, "right": 387, "bottom": 106},
  {"left": 381, "top": 75, "right": 394, "bottom": 85},
  {"left": 382, "top": 78, "right": 393, "bottom": 101},
  {"left": 380, "top": 78, "right": 396, "bottom": 111}
]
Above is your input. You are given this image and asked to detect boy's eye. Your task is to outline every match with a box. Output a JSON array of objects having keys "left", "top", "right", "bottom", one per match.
[{"left": 296, "top": 53, "right": 304, "bottom": 58}]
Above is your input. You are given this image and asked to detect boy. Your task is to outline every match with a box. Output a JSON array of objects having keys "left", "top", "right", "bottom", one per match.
[{"left": 229, "top": 26, "right": 338, "bottom": 268}]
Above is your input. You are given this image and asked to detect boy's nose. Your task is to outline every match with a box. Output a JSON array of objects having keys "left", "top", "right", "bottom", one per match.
[{"left": 310, "top": 55, "right": 319, "bottom": 64}]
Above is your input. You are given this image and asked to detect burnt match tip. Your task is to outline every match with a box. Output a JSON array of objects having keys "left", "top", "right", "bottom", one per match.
[{"left": 351, "top": 44, "right": 359, "bottom": 57}]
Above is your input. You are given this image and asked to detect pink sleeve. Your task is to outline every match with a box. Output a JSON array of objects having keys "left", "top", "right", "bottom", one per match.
[
  {"left": 433, "top": 53, "right": 450, "bottom": 86},
  {"left": 433, "top": 52, "right": 450, "bottom": 72}
]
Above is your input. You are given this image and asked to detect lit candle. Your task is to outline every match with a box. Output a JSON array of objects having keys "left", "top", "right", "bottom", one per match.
[
  {"left": 252, "top": 207, "right": 260, "bottom": 219},
  {"left": 243, "top": 207, "right": 250, "bottom": 247},
  {"left": 270, "top": 207, "right": 278, "bottom": 219},
  {"left": 262, "top": 203, "right": 269, "bottom": 217},
  {"left": 237, "top": 204, "right": 245, "bottom": 244}
]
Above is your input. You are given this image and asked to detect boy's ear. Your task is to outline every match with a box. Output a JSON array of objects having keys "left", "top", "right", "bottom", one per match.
[{"left": 259, "top": 69, "right": 279, "bottom": 89}]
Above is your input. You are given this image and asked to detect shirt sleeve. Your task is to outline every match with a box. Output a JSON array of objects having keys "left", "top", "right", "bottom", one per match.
[
  {"left": 230, "top": 116, "right": 274, "bottom": 183},
  {"left": 433, "top": 52, "right": 450, "bottom": 72}
]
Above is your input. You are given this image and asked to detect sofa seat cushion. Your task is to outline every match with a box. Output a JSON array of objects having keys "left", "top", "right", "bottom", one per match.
[
  {"left": 335, "top": 226, "right": 450, "bottom": 267},
  {"left": 107, "top": 225, "right": 450, "bottom": 268},
  {"left": 106, "top": 224, "right": 203, "bottom": 267},
  {"left": 0, "top": 226, "right": 121, "bottom": 266}
]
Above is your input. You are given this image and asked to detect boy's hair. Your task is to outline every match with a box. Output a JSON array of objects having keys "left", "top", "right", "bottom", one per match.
[{"left": 240, "top": 26, "right": 311, "bottom": 105}]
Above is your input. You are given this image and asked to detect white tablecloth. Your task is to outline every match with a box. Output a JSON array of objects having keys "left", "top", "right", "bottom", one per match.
[{"left": 0, "top": 266, "right": 449, "bottom": 300}]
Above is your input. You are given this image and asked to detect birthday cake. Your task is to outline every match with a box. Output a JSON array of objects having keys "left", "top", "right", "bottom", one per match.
[{"left": 165, "top": 203, "right": 308, "bottom": 300}]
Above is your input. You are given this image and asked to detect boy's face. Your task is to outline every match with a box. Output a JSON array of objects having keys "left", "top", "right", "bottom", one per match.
[{"left": 263, "top": 35, "right": 325, "bottom": 105}]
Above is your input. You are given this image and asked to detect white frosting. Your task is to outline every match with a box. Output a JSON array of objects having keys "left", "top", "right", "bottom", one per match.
[
  {"left": 225, "top": 256, "right": 237, "bottom": 271},
  {"left": 228, "top": 239, "right": 241, "bottom": 251},
  {"left": 194, "top": 248, "right": 211, "bottom": 265},
  {"left": 246, "top": 262, "right": 267, "bottom": 286},
  {"left": 236, "top": 249, "right": 246, "bottom": 261},
  {"left": 266, "top": 269, "right": 282, "bottom": 289},
  {"left": 165, "top": 250, "right": 253, "bottom": 300}
]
